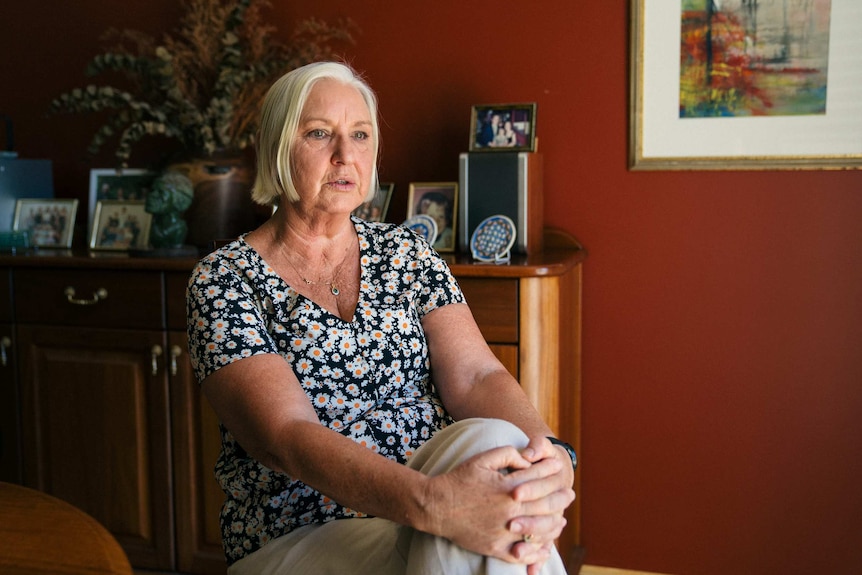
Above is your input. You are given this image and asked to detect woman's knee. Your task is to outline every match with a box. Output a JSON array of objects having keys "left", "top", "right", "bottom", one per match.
[
  {"left": 407, "top": 418, "right": 529, "bottom": 473},
  {"left": 445, "top": 418, "right": 529, "bottom": 450}
]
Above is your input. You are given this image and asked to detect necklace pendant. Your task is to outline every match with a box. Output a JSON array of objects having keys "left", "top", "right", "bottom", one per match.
[{"left": 330, "top": 285, "right": 340, "bottom": 296}]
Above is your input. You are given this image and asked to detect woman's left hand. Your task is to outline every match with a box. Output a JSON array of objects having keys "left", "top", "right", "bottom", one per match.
[{"left": 506, "top": 437, "right": 576, "bottom": 574}]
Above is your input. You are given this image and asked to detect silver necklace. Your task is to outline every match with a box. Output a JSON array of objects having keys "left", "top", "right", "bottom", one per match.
[{"left": 283, "top": 244, "right": 351, "bottom": 296}]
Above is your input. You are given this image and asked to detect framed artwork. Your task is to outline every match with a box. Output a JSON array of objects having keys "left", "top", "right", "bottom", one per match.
[
  {"left": 88, "top": 168, "right": 157, "bottom": 230},
  {"left": 407, "top": 182, "right": 458, "bottom": 252},
  {"left": 352, "top": 182, "right": 394, "bottom": 222},
  {"left": 630, "top": 0, "right": 862, "bottom": 170},
  {"left": 12, "top": 198, "right": 78, "bottom": 248},
  {"left": 89, "top": 200, "right": 152, "bottom": 251},
  {"left": 469, "top": 103, "right": 537, "bottom": 152}
]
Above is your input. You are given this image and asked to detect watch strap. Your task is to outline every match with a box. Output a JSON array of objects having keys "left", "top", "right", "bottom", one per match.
[{"left": 547, "top": 436, "right": 578, "bottom": 472}]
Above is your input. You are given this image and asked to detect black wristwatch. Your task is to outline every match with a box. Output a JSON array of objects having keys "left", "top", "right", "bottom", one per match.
[{"left": 547, "top": 437, "right": 578, "bottom": 472}]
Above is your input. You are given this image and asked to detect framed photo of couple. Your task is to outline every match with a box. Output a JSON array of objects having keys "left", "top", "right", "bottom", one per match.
[{"left": 469, "top": 103, "right": 537, "bottom": 153}]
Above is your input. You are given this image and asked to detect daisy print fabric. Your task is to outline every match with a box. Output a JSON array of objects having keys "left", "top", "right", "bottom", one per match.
[{"left": 186, "top": 217, "right": 465, "bottom": 564}]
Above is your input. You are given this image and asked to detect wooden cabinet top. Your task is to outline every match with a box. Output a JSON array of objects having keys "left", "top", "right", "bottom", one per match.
[{"left": 0, "top": 229, "right": 585, "bottom": 278}]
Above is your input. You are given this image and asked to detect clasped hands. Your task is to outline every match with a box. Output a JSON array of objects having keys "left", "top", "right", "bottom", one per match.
[{"left": 425, "top": 436, "right": 576, "bottom": 574}]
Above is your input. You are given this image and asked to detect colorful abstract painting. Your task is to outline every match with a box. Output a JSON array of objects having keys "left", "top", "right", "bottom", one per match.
[{"left": 680, "top": 0, "right": 833, "bottom": 118}]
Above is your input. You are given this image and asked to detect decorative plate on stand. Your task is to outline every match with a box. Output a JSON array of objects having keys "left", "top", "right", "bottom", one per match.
[
  {"left": 470, "top": 214, "right": 517, "bottom": 263},
  {"left": 402, "top": 214, "right": 438, "bottom": 246}
]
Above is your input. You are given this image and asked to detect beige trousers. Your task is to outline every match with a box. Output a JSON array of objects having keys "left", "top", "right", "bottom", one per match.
[{"left": 228, "top": 418, "right": 568, "bottom": 575}]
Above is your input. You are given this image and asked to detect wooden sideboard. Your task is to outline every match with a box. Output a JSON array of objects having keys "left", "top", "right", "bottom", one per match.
[{"left": 0, "top": 233, "right": 584, "bottom": 574}]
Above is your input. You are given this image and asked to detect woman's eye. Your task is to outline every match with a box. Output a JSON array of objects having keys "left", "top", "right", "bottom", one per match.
[
  {"left": 307, "top": 129, "right": 328, "bottom": 139},
  {"left": 353, "top": 131, "right": 370, "bottom": 141}
]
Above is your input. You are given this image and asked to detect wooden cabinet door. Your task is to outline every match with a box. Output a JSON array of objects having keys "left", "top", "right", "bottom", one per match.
[
  {"left": 170, "top": 331, "right": 227, "bottom": 574},
  {"left": 0, "top": 323, "right": 21, "bottom": 484},
  {"left": 17, "top": 325, "right": 175, "bottom": 571}
]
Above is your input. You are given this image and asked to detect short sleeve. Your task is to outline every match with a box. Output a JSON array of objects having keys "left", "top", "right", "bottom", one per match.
[
  {"left": 394, "top": 226, "right": 465, "bottom": 317},
  {"left": 186, "top": 248, "right": 280, "bottom": 383}
]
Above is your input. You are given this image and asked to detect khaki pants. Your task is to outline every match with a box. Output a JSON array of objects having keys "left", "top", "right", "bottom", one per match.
[{"left": 228, "top": 418, "right": 568, "bottom": 575}]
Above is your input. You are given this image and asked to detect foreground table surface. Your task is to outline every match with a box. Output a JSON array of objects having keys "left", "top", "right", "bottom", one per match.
[{"left": 0, "top": 482, "right": 133, "bottom": 575}]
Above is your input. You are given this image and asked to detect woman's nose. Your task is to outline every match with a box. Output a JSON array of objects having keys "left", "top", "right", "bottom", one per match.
[{"left": 331, "top": 134, "right": 354, "bottom": 164}]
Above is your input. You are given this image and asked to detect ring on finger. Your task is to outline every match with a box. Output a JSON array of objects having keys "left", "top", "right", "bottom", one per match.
[{"left": 522, "top": 533, "right": 535, "bottom": 543}]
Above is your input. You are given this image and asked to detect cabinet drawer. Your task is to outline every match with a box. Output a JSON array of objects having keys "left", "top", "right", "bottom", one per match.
[
  {"left": 458, "top": 277, "right": 518, "bottom": 343},
  {"left": 14, "top": 269, "right": 165, "bottom": 330}
]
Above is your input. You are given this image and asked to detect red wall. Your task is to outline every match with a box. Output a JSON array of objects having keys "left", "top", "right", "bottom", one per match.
[{"left": 4, "top": 2, "right": 862, "bottom": 574}]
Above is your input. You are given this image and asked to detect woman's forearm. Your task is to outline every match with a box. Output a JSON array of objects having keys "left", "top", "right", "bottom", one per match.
[
  {"left": 441, "top": 367, "right": 554, "bottom": 439},
  {"left": 423, "top": 304, "right": 554, "bottom": 440},
  {"left": 202, "top": 356, "right": 438, "bottom": 532},
  {"left": 272, "top": 418, "right": 436, "bottom": 529}
]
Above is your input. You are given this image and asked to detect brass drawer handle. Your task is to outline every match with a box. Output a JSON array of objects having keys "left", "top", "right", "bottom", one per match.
[
  {"left": 64, "top": 286, "right": 109, "bottom": 306},
  {"left": 151, "top": 345, "right": 163, "bottom": 376},
  {"left": 169, "top": 345, "right": 183, "bottom": 376},
  {"left": 1, "top": 336, "right": 10, "bottom": 367}
]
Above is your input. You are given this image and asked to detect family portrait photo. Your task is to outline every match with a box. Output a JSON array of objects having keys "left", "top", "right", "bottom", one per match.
[
  {"left": 470, "top": 103, "right": 537, "bottom": 152},
  {"left": 88, "top": 168, "right": 156, "bottom": 229},
  {"left": 89, "top": 200, "right": 152, "bottom": 250},
  {"left": 12, "top": 199, "right": 78, "bottom": 248}
]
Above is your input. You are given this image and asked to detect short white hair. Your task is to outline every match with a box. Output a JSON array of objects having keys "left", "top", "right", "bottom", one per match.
[{"left": 252, "top": 61, "right": 380, "bottom": 206}]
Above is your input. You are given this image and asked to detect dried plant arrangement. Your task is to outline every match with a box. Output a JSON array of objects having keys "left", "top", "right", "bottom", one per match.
[{"left": 49, "top": 0, "right": 354, "bottom": 167}]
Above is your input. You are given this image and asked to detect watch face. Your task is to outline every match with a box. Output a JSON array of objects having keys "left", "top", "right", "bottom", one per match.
[
  {"left": 567, "top": 446, "right": 578, "bottom": 471},
  {"left": 549, "top": 438, "right": 578, "bottom": 471}
]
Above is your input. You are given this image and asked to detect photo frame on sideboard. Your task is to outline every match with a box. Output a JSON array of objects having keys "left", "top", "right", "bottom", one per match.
[
  {"left": 88, "top": 168, "right": 157, "bottom": 233},
  {"left": 12, "top": 198, "right": 78, "bottom": 249},
  {"left": 406, "top": 182, "right": 458, "bottom": 252},
  {"left": 469, "top": 103, "right": 537, "bottom": 153},
  {"left": 89, "top": 200, "right": 152, "bottom": 251},
  {"left": 352, "top": 182, "right": 394, "bottom": 222}
]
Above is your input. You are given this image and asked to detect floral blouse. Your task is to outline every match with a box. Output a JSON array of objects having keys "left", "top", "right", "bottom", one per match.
[{"left": 186, "top": 218, "right": 465, "bottom": 564}]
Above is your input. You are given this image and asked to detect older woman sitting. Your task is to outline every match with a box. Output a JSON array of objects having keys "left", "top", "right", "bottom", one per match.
[{"left": 186, "top": 61, "right": 576, "bottom": 575}]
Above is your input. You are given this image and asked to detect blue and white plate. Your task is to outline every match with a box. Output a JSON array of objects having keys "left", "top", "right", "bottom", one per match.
[
  {"left": 470, "top": 215, "right": 517, "bottom": 262},
  {"left": 402, "top": 214, "right": 438, "bottom": 246}
]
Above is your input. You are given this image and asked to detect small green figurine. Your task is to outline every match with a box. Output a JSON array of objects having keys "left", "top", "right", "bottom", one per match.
[{"left": 146, "top": 171, "right": 194, "bottom": 249}]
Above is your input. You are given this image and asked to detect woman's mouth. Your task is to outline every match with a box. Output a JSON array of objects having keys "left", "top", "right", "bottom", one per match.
[{"left": 328, "top": 178, "right": 354, "bottom": 189}]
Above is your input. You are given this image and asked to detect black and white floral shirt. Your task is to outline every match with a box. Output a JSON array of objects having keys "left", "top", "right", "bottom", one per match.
[{"left": 186, "top": 218, "right": 464, "bottom": 564}]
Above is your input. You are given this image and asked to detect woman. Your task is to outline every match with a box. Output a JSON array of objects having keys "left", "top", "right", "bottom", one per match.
[
  {"left": 187, "top": 61, "right": 576, "bottom": 574},
  {"left": 503, "top": 120, "right": 518, "bottom": 147}
]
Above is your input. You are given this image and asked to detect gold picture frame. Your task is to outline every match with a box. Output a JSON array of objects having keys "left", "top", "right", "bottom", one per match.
[
  {"left": 630, "top": 0, "right": 862, "bottom": 170},
  {"left": 89, "top": 200, "right": 152, "bottom": 251},
  {"left": 406, "top": 182, "right": 458, "bottom": 252},
  {"left": 12, "top": 198, "right": 78, "bottom": 249}
]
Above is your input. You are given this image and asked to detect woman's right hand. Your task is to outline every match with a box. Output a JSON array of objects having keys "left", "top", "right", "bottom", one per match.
[{"left": 421, "top": 444, "right": 572, "bottom": 565}]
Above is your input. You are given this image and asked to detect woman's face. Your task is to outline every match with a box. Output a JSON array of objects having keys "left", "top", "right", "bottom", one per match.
[{"left": 290, "top": 78, "right": 374, "bottom": 214}]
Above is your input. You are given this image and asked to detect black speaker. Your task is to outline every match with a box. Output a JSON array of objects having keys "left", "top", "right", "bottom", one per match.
[{"left": 458, "top": 152, "right": 543, "bottom": 254}]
